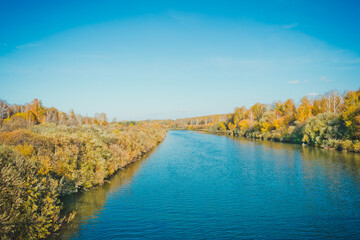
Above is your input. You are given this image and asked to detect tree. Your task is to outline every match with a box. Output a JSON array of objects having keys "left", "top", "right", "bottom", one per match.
[
  {"left": 0, "top": 100, "right": 9, "bottom": 120},
  {"left": 302, "top": 113, "right": 345, "bottom": 145},
  {"left": 233, "top": 106, "right": 247, "bottom": 126},
  {"left": 28, "top": 98, "right": 46, "bottom": 124},
  {"left": 228, "top": 122, "right": 236, "bottom": 131},
  {"left": 323, "top": 90, "right": 344, "bottom": 114},
  {"left": 94, "top": 113, "right": 108, "bottom": 126},
  {"left": 273, "top": 101, "right": 284, "bottom": 119},
  {"left": 250, "top": 103, "right": 264, "bottom": 121},
  {"left": 297, "top": 97, "right": 313, "bottom": 122},
  {"left": 312, "top": 98, "right": 326, "bottom": 115},
  {"left": 342, "top": 89, "right": 360, "bottom": 139},
  {"left": 283, "top": 99, "right": 296, "bottom": 125},
  {"left": 45, "top": 107, "right": 59, "bottom": 124},
  {"left": 246, "top": 109, "right": 255, "bottom": 123}
]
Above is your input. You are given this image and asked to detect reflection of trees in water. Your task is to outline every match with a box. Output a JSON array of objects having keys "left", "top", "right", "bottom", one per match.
[
  {"left": 231, "top": 136, "right": 360, "bottom": 196},
  {"left": 50, "top": 151, "right": 152, "bottom": 239},
  {"left": 53, "top": 136, "right": 360, "bottom": 239},
  {"left": 231, "top": 135, "right": 360, "bottom": 169},
  {"left": 300, "top": 145, "right": 360, "bottom": 192}
]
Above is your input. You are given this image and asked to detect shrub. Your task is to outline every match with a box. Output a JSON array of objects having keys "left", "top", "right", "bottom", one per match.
[
  {"left": 0, "top": 145, "right": 65, "bottom": 239},
  {"left": 0, "top": 123, "right": 166, "bottom": 239}
]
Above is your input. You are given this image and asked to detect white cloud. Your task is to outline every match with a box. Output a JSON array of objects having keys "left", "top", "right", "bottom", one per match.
[
  {"left": 304, "top": 80, "right": 308, "bottom": 83},
  {"left": 306, "top": 92, "right": 319, "bottom": 96},
  {"left": 288, "top": 80, "right": 300, "bottom": 84}
]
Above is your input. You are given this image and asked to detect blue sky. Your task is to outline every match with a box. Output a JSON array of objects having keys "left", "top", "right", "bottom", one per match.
[{"left": 0, "top": 0, "right": 359, "bottom": 120}]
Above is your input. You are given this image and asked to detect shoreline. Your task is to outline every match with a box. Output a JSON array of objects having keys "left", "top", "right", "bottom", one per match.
[{"left": 170, "top": 128, "right": 360, "bottom": 154}]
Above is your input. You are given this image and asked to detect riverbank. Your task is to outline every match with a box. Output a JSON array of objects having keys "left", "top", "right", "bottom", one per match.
[
  {"left": 170, "top": 124, "right": 360, "bottom": 153},
  {"left": 170, "top": 89, "right": 360, "bottom": 154},
  {"left": 51, "top": 130, "right": 360, "bottom": 239},
  {"left": 0, "top": 123, "right": 166, "bottom": 239}
]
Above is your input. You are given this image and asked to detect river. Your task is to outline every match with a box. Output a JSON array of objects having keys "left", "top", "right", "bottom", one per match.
[{"left": 54, "top": 130, "right": 360, "bottom": 239}]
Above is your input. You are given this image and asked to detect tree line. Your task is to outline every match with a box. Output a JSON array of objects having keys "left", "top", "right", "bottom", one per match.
[
  {"left": 0, "top": 98, "right": 110, "bottom": 129},
  {"left": 171, "top": 89, "right": 360, "bottom": 152}
]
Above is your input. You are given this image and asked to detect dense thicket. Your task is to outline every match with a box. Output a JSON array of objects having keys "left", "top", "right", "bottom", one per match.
[
  {"left": 0, "top": 99, "right": 166, "bottom": 239},
  {"left": 171, "top": 89, "right": 360, "bottom": 152}
]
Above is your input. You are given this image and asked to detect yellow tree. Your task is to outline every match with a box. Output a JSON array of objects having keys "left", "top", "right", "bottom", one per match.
[
  {"left": 250, "top": 103, "right": 264, "bottom": 121},
  {"left": 312, "top": 98, "right": 325, "bottom": 115},
  {"left": 297, "top": 97, "right": 313, "bottom": 122},
  {"left": 273, "top": 101, "right": 284, "bottom": 119},
  {"left": 283, "top": 99, "right": 296, "bottom": 125},
  {"left": 233, "top": 106, "right": 247, "bottom": 126},
  {"left": 228, "top": 122, "right": 236, "bottom": 131},
  {"left": 342, "top": 89, "right": 360, "bottom": 138},
  {"left": 26, "top": 98, "right": 46, "bottom": 125}
]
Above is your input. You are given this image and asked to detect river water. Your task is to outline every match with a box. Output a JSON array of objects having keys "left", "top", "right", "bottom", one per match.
[{"left": 54, "top": 130, "right": 360, "bottom": 239}]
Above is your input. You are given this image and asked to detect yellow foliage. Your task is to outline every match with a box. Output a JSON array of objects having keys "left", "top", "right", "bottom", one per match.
[
  {"left": 228, "top": 122, "right": 236, "bottom": 131},
  {"left": 14, "top": 142, "right": 35, "bottom": 157},
  {"left": 261, "top": 122, "right": 272, "bottom": 133},
  {"left": 4, "top": 112, "right": 27, "bottom": 122},
  {"left": 219, "top": 122, "right": 227, "bottom": 131},
  {"left": 273, "top": 118, "right": 284, "bottom": 130},
  {"left": 37, "top": 155, "right": 52, "bottom": 175},
  {"left": 238, "top": 119, "right": 250, "bottom": 131}
]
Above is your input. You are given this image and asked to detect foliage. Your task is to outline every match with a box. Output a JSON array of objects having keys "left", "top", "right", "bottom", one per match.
[
  {"left": 0, "top": 145, "right": 65, "bottom": 239},
  {"left": 0, "top": 99, "right": 167, "bottom": 239},
  {"left": 170, "top": 88, "right": 360, "bottom": 152},
  {"left": 302, "top": 113, "right": 345, "bottom": 146}
]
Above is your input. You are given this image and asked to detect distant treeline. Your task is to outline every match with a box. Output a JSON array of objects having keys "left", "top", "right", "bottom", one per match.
[
  {"left": 0, "top": 99, "right": 166, "bottom": 239},
  {"left": 171, "top": 89, "right": 360, "bottom": 152}
]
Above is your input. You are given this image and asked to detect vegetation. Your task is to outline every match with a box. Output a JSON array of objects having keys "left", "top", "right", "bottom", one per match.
[
  {"left": 171, "top": 89, "right": 360, "bottom": 152},
  {"left": 0, "top": 99, "right": 166, "bottom": 239}
]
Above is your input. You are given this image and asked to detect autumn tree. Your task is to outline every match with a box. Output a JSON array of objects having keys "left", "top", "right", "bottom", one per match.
[
  {"left": 312, "top": 98, "right": 326, "bottom": 115},
  {"left": 273, "top": 101, "right": 284, "bottom": 119},
  {"left": 28, "top": 98, "right": 46, "bottom": 124},
  {"left": 342, "top": 89, "right": 360, "bottom": 138},
  {"left": 297, "top": 97, "right": 313, "bottom": 122},
  {"left": 323, "top": 90, "right": 344, "bottom": 114},
  {"left": 233, "top": 106, "right": 247, "bottom": 126},
  {"left": 250, "top": 103, "right": 264, "bottom": 121},
  {"left": 283, "top": 99, "right": 296, "bottom": 125},
  {"left": 0, "top": 100, "right": 9, "bottom": 120}
]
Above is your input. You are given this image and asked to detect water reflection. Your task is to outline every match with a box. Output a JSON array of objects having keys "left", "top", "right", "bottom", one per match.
[
  {"left": 51, "top": 151, "right": 153, "bottom": 240},
  {"left": 231, "top": 136, "right": 360, "bottom": 211},
  {"left": 54, "top": 131, "right": 360, "bottom": 239}
]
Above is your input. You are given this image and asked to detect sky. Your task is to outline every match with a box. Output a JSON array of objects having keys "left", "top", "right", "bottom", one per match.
[{"left": 0, "top": 0, "right": 359, "bottom": 120}]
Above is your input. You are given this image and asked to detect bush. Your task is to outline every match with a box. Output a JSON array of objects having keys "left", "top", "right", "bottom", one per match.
[
  {"left": 353, "top": 141, "right": 360, "bottom": 152},
  {"left": 0, "top": 145, "right": 65, "bottom": 239},
  {"left": 341, "top": 140, "right": 354, "bottom": 151},
  {"left": 303, "top": 113, "right": 345, "bottom": 146},
  {"left": 0, "top": 123, "right": 166, "bottom": 239}
]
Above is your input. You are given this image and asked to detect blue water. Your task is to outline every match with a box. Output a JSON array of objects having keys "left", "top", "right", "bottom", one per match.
[{"left": 56, "top": 130, "right": 360, "bottom": 239}]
